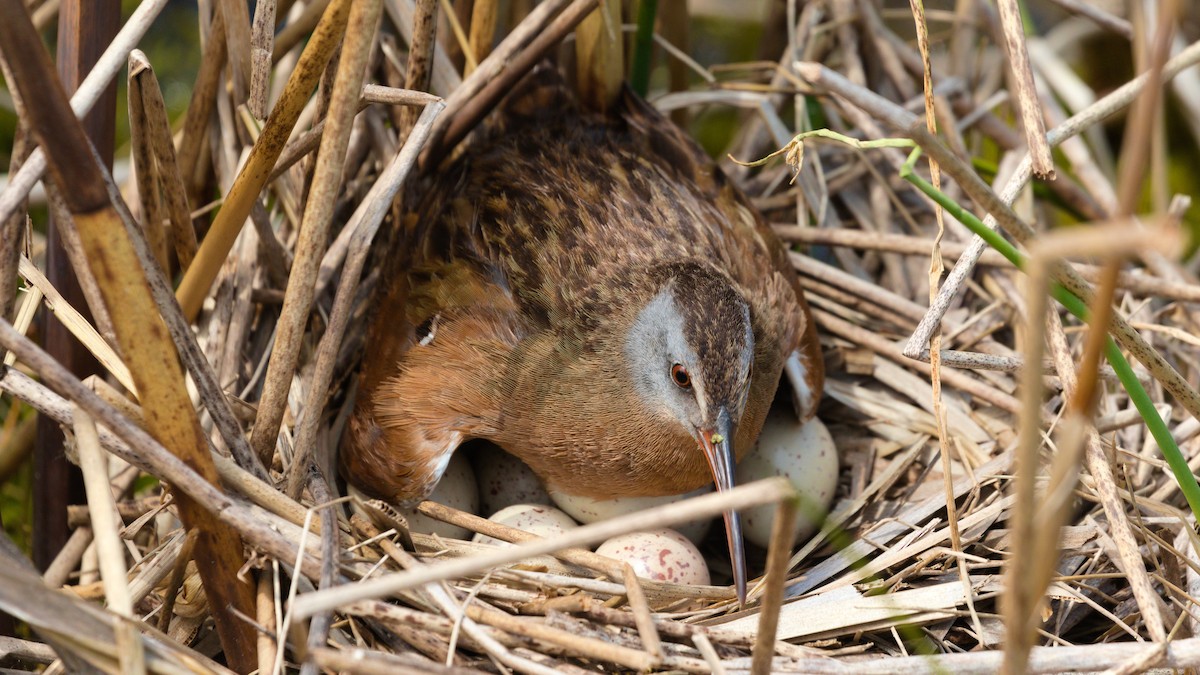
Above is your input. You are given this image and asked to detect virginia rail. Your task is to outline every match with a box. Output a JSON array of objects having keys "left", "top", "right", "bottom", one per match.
[{"left": 341, "top": 68, "right": 824, "bottom": 602}]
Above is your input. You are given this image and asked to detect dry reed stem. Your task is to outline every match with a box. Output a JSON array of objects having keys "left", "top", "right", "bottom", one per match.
[
  {"left": 175, "top": 0, "right": 352, "bottom": 321},
  {"left": 995, "top": 0, "right": 1054, "bottom": 178},
  {"left": 813, "top": 308, "right": 1022, "bottom": 414},
  {"left": 1047, "top": 0, "right": 1133, "bottom": 38},
  {"left": 362, "top": 518, "right": 566, "bottom": 675},
  {"left": 73, "top": 406, "right": 146, "bottom": 675},
  {"left": 574, "top": 0, "right": 622, "bottom": 112},
  {"left": 218, "top": 0, "right": 253, "bottom": 103},
  {"left": 0, "top": 537, "right": 234, "bottom": 673},
  {"left": 1009, "top": 225, "right": 1179, "bottom": 672},
  {"left": 905, "top": 0, "right": 982, "bottom": 648},
  {"left": 274, "top": 0, "right": 332, "bottom": 61},
  {"left": 413, "top": 499, "right": 686, "bottom": 596},
  {"left": 400, "top": 0, "right": 437, "bottom": 132},
  {"left": 382, "top": 0, "right": 462, "bottom": 96},
  {"left": 0, "top": 329, "right": 325, "bottom": 581},
  {"left": 42, "top": 185, "right": 119, "bottom": 345},
  {"left": 466, "top": 0, "right": 498, "bottom": 73},
  {"left": 177, "top": 5, "right": 226, "bottom": 202},
  {"left": 77, "top": 111, "right": 268, "bottom": 482},
  {"left": 422, "top": 0, "right": 587, "bottom": 164},
  {"left": 1004, "top": 240, "right": 1054, "bottom": 673},
  {"left": 778, "top": 225, "right": 1200, "bottom": 301},
  {"left": 750, "top": 498, "right": 799, "bottom": 675},
  {"left": 16, "top": 256, "right": 133, "bottom": 394},
  {"left": 256, "top": 567, "right": 277, "bottom": 674},
  {"left": 249, "top": 0, "right": 277, "bottom": 120}
]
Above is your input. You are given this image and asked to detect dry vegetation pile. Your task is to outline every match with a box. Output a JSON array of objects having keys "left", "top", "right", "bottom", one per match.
[{"left": 2, "top": 0, "right": 1200, "bottom": 673}]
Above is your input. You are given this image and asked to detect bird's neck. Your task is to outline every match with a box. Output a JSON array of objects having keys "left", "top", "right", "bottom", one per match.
[{"left": 493, "top": 335, "right": 706, "bottom": 498}]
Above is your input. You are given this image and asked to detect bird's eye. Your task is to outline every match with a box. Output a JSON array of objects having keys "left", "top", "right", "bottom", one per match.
[{"left": 671, "top": 363, "right": 691, "bottom": 389}]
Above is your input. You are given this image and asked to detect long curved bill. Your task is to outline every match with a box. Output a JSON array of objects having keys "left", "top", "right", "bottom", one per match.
[{"left": 700, "top": 408, "right": 746, "bottom": 605}]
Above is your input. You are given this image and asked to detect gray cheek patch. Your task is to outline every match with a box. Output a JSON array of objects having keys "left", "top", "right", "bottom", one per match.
[{"left": 624, "top": 289, "right": 701, "bottom": 421}]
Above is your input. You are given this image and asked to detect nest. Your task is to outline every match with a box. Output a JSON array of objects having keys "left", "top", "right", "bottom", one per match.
[{"left": 2, "top": 0, "right": 1200, "bottom": 673}]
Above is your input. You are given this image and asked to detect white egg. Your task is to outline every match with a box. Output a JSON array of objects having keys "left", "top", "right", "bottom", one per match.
[
  {"left": 548, "top": 486, "right": 713, "bottom": 543},
  {"left": 472, "top": 504, "right": 578, "bottom": 546},
  {"left": 400, "top": 452, "right": 480, "bottom": 540},
  {"left": 596, "top": 529, "right": 710, "bottom": 585},
  {"left": 738, "top": 411, "right": 838, "bottom": 549},
  {"left": 471, "top": 444, "right": 552, "bottom": 514}
]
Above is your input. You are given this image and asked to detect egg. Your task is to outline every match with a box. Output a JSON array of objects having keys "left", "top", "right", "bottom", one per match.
[
  {"left": 548, "top": 486, "right": 713, "bottom": 543},
  {"left": 738, "top": 411, "right": 838, "bottom": 549},
  {"left": 471, "top": 444, "right": 552, "bottom": 514},
  {"left": 472, "top": 504, "right": 578, "bottom": 546},
  {"left": 596, "top": 529, "right": 710, "bottom": 585},
  {"left": 400, "top": 452, "right": 480, "bottom": 540}
]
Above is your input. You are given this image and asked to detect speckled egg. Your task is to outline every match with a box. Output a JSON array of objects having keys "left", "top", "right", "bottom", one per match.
[
  {"left": 471, "top": 444, "right": 552, "bottom": 514},
  {"left": 472, "top": 504, "right": 578, "bottom": 546},
  {"left": 548, "top": 486, "right": 713, "bottom": 543},
  {"left": 596, "top": 529, "right": 710, "bottom": 585},
  {"left": 738, "top": 411, "right": 838, "bottom": 548},
  {"left": 400, "top": 452, "right": 479, "bottom": 540}
]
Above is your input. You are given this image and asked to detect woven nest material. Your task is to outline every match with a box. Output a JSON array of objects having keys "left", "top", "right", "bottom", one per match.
[{"left": 2, "top": 1, "right": 1200, "bottom": 674}]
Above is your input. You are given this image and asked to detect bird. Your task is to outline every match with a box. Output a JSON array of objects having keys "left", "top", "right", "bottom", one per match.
[{"left": 340, "top": 66, "right": 824, "bottom": 603}]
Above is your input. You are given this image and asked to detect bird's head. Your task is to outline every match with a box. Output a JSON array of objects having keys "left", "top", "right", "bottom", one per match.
[{"left": 623, "top": 260, "right": 755, "bottom": 603}]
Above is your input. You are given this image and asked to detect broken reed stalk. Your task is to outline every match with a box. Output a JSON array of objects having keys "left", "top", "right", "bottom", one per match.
[
  {"left": 175, "top": 0, "right": 352, "bottom": 322},
  {"left": 994, "top": 0, "right": 1054, "bottom": 178},
  {"left": 127, "top": 53, "right": 169, "bottom": 271},
  {"left": 251, "top": 0, "right": 384, "bottom": 465},
  {"left": 129, "top": 50, "right": 198, "bottom": 272},
  {"left": 0, "top": 1, "right": 257, "bottom": 668}
]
